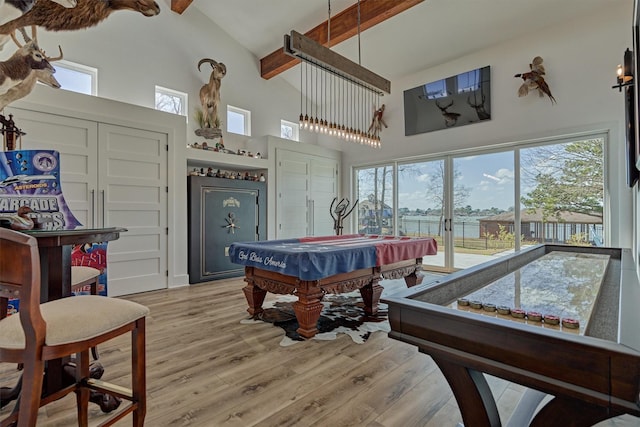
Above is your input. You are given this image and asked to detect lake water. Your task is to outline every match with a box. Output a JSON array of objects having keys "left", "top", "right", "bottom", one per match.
[{"left": 399, "top": 215, "right": 485, "bottom": 238}]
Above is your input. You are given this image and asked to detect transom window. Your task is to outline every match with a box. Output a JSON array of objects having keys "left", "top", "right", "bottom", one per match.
[
  {"left": 227, "top": 105, "right": 251, "bottom": 136},
  {"left": 52, "top": 60, "right": 97, "bottom": 96},
  {"left": 281, "top": 119, "right": 299, "bottom": 141},
  {"left": 155, "top": 86, "right": 187, "bottom": 118}
]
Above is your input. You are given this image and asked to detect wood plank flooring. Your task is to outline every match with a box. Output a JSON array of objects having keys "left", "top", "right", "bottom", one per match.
[{"left": 1, "top": 277, "right": 639, "bottom": 426}]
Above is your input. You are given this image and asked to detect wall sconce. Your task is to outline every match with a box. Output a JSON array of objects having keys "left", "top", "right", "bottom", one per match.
[{"left": 613, "top": 48, "right": 634, "bottom": 91}]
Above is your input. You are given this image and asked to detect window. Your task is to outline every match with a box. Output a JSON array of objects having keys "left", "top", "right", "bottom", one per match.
[
  {"left": 227, "top": 105, "right": 251, "bottom": 136},
  {"left": 281, "top": 120, "right": 299, "bottom": 141},
  {"left": 356, "top": 165, "right": 395, "bottom": 236},
  {"left": 52, "top": 60, "right": 97, "bottom": 95},
  {"left": 356, "top": 134, "right": 606, "bottom": 271},
  {"left": 155, "top": 86, "right": 187, "bottom": 118}
]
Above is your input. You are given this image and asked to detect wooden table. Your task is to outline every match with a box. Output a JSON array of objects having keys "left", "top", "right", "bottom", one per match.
[
  {"left": 384, "top": 244, "right": 640, "bottom": 427},
  {"left": 229, "top": 234, "right": 438, "bottom": 338},
  {"left": 0, "top": 227, "right": 126, "bottom": 412},
  {"left": 24, "top": 227, "right": 125, "bottom": 302}
]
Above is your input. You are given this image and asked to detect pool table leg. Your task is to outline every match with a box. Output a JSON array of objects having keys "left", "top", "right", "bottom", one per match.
[
  {"left": 360, "top": 277, "right": 384, "bottom": 315},
  {"left": 293, "top": 284, "right": 324, "bottom": 339},
  {"left": 242, "top": 279, "right": 267, "bottom": 317}
]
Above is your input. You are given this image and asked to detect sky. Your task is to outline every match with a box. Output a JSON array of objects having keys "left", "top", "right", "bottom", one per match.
[{"left": 396, "top": 151, "right": 534, "bottom": 212}]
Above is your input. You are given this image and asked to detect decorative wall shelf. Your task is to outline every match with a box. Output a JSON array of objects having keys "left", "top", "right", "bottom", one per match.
[{"left": 186, "top": 147, "right": 268, "bottom": 170}]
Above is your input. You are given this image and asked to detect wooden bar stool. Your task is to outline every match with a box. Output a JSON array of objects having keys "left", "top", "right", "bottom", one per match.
[
  {"left": 71, "top": 266, "right": 101, "bottom": 296},
  {"left": 71, "top": 266, "right": 102, "bottom": 361},
  {"left": 0, "top": 228, "right": 149, "bottom": 427}
]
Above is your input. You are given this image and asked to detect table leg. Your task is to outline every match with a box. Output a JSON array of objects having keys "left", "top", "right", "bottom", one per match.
[
  {"left": 360, "top": 278, "right": 383, "bottom": 315},
  {"left": 403, "top": 257, "right": 423, "bottom": 287},
  {"left": 529, "top": 396, "right": 622, "bottom": 427},
  {"left": 242, "top": 279, "right": 267, "bottom": 317},
  {"left": 433, "top": 357, "right": 501, "bottom": 427},
  {"left": 292, "top": 284, "right": 324, "bottom": 339}
]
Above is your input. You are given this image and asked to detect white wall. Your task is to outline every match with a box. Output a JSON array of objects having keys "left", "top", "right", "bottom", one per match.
[
  {"left": 327, "top": 2, "right": 634, "bottom": 247},
  {"left": 0, "top": 0, "right": 316, "bottom": 150},
  {"left": 1, "top": 1, "right": 635, "bottom": 287}
]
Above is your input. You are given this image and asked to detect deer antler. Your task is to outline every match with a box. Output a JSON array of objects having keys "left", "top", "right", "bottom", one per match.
[
  {"left": 43, "top": 46, "right": 64, "bottom": 62},
  {"left": 10, "top": 31, "right": 22, "bottom": 48}
]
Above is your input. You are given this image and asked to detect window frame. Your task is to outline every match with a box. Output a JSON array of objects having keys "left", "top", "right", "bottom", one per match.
[
  {"left": 227, "top": 105, "right": 251, "bottom": 136},
  {"left": 280, "top": 119, "right": 300, "bottom": 141},
  {"left": 52, "top": 60, "right": 98, "bottom": 96},
  {"left": 155, "top": 85, "right": 188, "bottom": 119}
]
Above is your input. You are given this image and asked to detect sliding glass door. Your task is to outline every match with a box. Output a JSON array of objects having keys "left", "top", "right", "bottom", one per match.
[
  {"left": 354, "top": 134, "right": 605, "bottom": 273},
  {"left": 356, "top": 165, "right": 394, "bottom": 235},
  {"left": 452, "top": 151, "right": 515, "bottom": 269},
  {"left": 397, "top": 158, "right": 447, "bottom": 269}
]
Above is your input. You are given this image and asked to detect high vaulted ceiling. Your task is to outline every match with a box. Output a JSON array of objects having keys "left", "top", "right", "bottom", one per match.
[{"left": 177, "top": 0, "right": 624, "bottom": 92}]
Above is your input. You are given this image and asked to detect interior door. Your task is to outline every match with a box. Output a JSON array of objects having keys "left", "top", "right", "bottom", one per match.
[
  {"left": 98, "top": 124, "right": 167, "bottom": 296},
  {"left": 276, "top": 149, "right": 310, "bottom": 238},
  {"left": 7, "top": 107, "right": 98, "bottom": 227},
  {"left": 310, "top": 157, "right": 338, "bottom": 236}
]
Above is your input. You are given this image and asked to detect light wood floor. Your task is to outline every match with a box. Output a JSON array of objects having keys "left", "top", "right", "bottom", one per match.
[{"left": 2, "top": 277, "right": 639, "bottom": 426}]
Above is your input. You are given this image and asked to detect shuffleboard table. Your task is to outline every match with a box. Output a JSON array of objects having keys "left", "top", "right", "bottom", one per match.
[
  {"left": 228, "top": 234, "right": 438, "bottom": 338},
  {"left": 384, "top": 244, "right": 640, "bottom": 427}
]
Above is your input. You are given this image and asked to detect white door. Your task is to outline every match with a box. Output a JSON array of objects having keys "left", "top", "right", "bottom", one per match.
[
  {"left": 98, "top": 124, "right": 167, "bottom": 296},
  {"left": 310, "top": 157, "right": 338, "bottom": 236},
  {"left": 276, "top": 149, "right": 310, "bottom": 238},
  {"left": 7, "top": 108, "right": 98, "bottom": 227}
]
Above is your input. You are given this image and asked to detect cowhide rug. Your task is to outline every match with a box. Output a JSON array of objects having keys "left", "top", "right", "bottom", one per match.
[{"left": 241, "top": 275, "right": 443, "bottom": 346}]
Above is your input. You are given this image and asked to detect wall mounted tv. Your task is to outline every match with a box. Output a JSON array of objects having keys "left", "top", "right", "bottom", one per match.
[{"left": 404, "top": 66, "right": 491, "bottom": 136}]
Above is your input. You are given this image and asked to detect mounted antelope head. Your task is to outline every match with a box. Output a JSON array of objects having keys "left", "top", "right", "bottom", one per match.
[
  {"left": 0, "top": 43, "right": 62, "bottom": 110},
  {"left": 0, "top": 27, "right": 54, "bottom": 96}
]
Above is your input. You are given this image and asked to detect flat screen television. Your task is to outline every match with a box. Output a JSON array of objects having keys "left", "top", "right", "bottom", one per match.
[{"left": 404, "top": 65, "right": 491, "bottom": 136}]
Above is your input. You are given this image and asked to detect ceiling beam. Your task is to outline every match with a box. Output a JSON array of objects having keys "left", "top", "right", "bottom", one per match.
[
  {"left": 171, "top": 0, "right": 193, "bottom": 15},
  {"left": 260, "top": 0, "right": 424, "bottom": 80}
]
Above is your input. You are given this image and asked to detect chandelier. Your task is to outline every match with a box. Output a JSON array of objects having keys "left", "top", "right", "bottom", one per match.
[{"left": 284, "top": 1, "right": 391, "bottom": 148}]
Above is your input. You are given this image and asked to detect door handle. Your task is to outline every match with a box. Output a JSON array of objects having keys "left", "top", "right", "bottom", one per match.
[
  {"left": 101, "top": 189, "right": 105, "bottom": 226},
  {"left": 90, "top": 189, "right": 95, "bottom": 227}
]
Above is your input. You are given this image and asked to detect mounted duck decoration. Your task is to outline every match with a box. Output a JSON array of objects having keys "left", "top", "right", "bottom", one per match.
[{"left": 514, "top": 56, "right": 556, "bottom": 104}]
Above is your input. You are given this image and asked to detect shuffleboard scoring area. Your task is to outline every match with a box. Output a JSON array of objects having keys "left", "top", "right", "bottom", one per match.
[{"left": 449, "top": 251, "right": 610, "bottom": 335}]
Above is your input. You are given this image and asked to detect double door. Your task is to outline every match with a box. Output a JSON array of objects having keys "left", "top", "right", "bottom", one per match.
[
  {"left": 7, "top": 107, "right": 168, "bottom": 296},
  {"left": 276, "top": 149, "right": 338, "bottom": 238}
]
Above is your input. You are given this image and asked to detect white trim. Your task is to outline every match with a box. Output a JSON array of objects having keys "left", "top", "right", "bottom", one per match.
[
  {"left": 227, "top": 105, "right": 251, "bottom": 136},
  {"left": 55, "top": 60, "right": 98, "bottom": 96}
]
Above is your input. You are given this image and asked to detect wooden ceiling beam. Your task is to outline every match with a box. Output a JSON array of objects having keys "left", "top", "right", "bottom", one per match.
[
  {"left": 171, "top": 0, "right": 193, "bottom": 15},
  {"left": 260, "top": 0, "right": 424, "bottom": 80}
]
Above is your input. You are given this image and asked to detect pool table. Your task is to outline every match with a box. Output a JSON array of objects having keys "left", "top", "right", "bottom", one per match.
[
  {"left": 384, "top": 244, "right": 640, "bottom": 427},
  {"left": 228, "top": 234, "right": 438, "bottom": 338}
]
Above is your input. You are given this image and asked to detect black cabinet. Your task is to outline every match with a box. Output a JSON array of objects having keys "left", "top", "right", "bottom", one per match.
[{"left": 188, "top": 176, "right": 266, "bottom": 283}]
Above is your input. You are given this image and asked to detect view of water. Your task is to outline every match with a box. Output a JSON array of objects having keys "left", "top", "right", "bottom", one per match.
[{"left": 400, "top": 215, "right": 485, "bottom": 238}]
